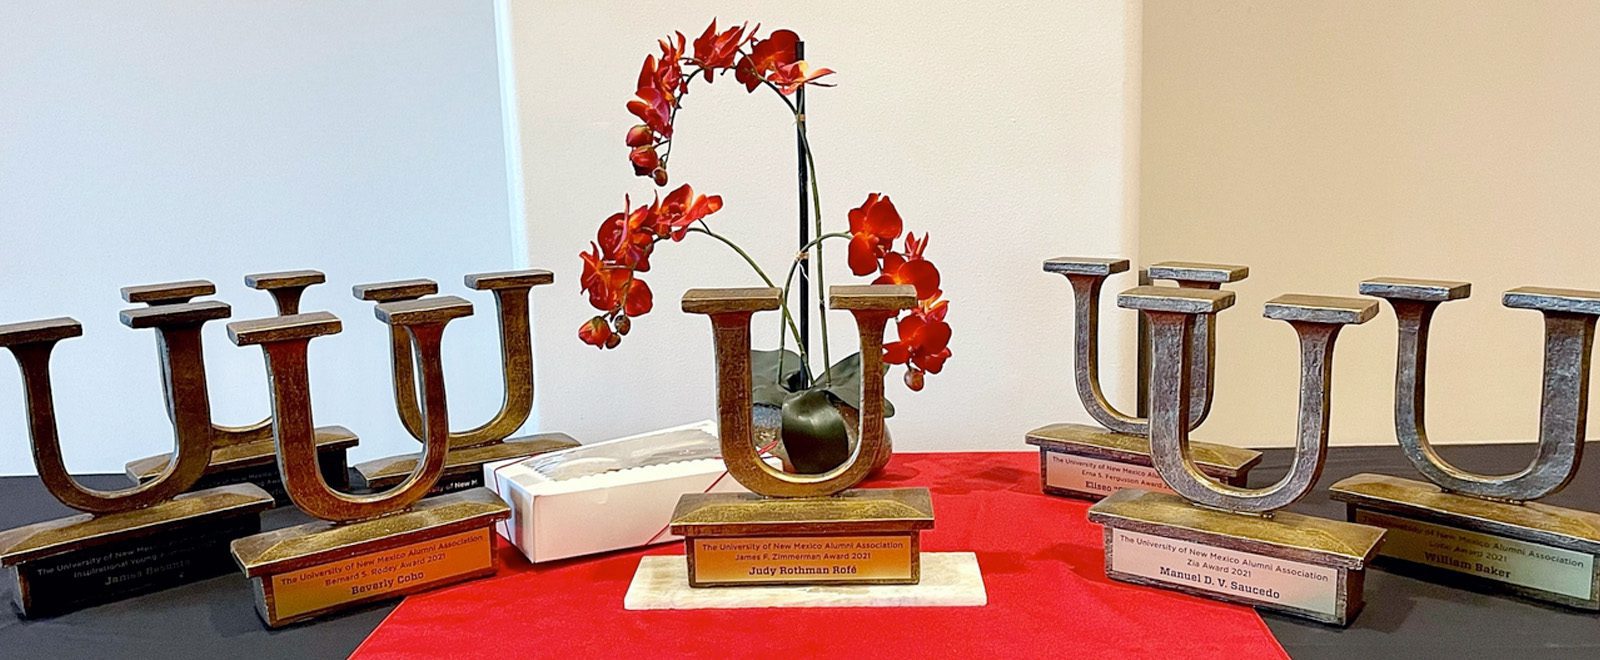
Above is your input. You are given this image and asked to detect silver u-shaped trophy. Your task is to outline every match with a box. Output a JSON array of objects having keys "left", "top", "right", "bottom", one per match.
[
  {"left": 1331, "top": 279, "right": 1600, "bottom": 609},
  {"left": 0, "top": 301, "right": 275, "bottom": 617},
  {"left": 224, "top": 296, "right": 510, "bottom": 627},
  {"left": 349, "top": 269, "right": 579, "bottom": 494},
  {"left": 1086, "top": 286, "right": 1387, "bottom": 626},
  {"left": 122, "top": 271, "right": 357, "bottom": 503},
  {"left": 1026, "top": 258, "right": 1260, "bottom": 500}
]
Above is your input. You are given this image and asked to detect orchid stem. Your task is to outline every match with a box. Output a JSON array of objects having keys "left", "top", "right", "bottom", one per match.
[
  {"left": 685, "top": 226, "right": 807, "bottom": 355},
  {"left": 777, "top": 232, "right": 849, "bottom": 385}
]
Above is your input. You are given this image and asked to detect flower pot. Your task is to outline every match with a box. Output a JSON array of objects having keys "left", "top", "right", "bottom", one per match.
[{"left": 753, "top": 400, "right": 892, "bottom": 477}]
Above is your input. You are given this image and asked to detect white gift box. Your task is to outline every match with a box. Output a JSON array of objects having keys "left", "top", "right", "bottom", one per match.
[{"left": 483, "top": 421, "right": 770, "bottom": 563}]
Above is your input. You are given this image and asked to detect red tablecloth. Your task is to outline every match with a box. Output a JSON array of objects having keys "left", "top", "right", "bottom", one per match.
[{"left": 353, "top": 452, "right": 1286, "bottom": 659}]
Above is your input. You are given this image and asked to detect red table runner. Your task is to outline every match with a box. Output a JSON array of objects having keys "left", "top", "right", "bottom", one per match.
[{"left": 353, "top": 452, "right": 1285, "bottom": 659}]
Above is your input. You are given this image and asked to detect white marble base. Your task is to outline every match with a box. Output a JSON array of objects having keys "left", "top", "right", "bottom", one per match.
[{"left": 623, "top": 552, "right": 987, "bottom": 610}]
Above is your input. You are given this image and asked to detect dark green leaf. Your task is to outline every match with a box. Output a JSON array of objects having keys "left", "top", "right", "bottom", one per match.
[
  {"left": 750, "top": 348, "right": 806, "bottom": 408},
  {"left": 817, "top": 352, "right": 895, "bottom": 418},
  {"left": 779, "top": 389, "right": 850, "bottom": 473}
]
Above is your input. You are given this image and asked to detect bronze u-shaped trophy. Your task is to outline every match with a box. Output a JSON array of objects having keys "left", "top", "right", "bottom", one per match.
[
  {"left": 349, "top": 269, "right": 579, "bottom": 494},
  {"left": 667, "top": 285, "right": 934, "bottom": 587},
  {"left": 1086, "top": 286, "right": 1386, "bottom": 626},
  {"left": 1331, "top": 279, "right": 1600, "bottom": 609},
  {"left": 0, "top": 302, "right": 275, "bottom": 617},
  {"left": 225, "top": 296, "right": 510, "bottom": 627},
  {"left": 1026, "top": 258, "right": 1260, "bottom": 500},
  {"left": 123, "top": 271, "right": 357, "bottom": 503}
]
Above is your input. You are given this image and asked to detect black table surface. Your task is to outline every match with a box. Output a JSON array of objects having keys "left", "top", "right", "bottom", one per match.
[{"left": 1, "top": 444, "right": 1597, "bottom": 659}]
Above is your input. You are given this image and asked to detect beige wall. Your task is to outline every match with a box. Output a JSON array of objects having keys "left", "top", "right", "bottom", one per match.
[{"left": 1142, "top": 1, "right": 1600, "bottom": 448}]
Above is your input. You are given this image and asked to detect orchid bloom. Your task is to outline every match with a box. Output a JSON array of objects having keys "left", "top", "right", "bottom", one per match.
[
  {"left": 735, "top": 29, "right": 798, "bottom": 92},
  {"left": 884, "top": 298, "right": 952, "bottom": 391},
  {"left": 847, "top": 193, "right": 902, "bottom": 276},
  {"left": 690, "top": 20, "right": 749, "bottom": 78}
]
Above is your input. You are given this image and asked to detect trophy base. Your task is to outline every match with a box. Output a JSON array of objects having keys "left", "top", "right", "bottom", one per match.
[
  {"left": 1025, "top": 423, "right": 1261, "bottom": 500},
  {"left": 125, "top": 425, "right": 358, "bottom": 505},
  {"left": 669, "top": 487, "right": 935, "bottom": 588},
  {"left": 230, "top": 488, "right": 510, "bottom": 628},
  {"left": 1087, "top": 488, "right": 1385, "bottom": 626},
  {"left": 353, "top": 432, "right": 579, "bottom": 495},
  {"left": 0, "top": 484, "right": 274, "bottom": 617},
  {"left": 1330, "top": 473, "right": 1600, "bottom": 609}
]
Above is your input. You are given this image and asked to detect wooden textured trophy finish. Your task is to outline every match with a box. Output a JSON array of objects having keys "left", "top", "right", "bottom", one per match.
[
  {"left": 351, "top": 270, "right": 578, "bottom": 494},
  {"left": 1331, "top": 279, "right": 1600, "bottom": 609},
  {"left": 0, "top": 305, "right": 274, "bottom": 617},
  {"left": 227, "top": 298, "right": 508, "bottom": 627},
  {"left": 670, "top": 285, "right": 934, "bottom": 587}
]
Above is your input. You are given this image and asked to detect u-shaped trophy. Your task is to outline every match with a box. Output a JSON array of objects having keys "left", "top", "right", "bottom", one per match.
[
  {"left": 1086, "top": 286, "right": 1386, "bottom": 626},
  {"left": 0, "top": 302, "right": 275, "bottom": 617},
  {"left": 1331, "top": 279, "right": 1600, "bottom": 609},
  {"left": 1026, "top": 258, "right": 1261, "bottom": 500},
  {"left": 667, "top": 285, "right": 935, "bottom": 587},
  {"left": 225, "top": 297, "right": 510, "bottom": 627},
  {"left": 122, "top": 271, "right": 358, "bottom": 503},
  {"left": 349, "top": 269, "right": 579, "bottom": 494}
]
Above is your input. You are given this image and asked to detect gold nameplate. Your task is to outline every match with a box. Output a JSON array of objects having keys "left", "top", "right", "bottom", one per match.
[
  {"left": 267, "top": 528, "right": 493, "bottom": 622},
  {"left": 689, "top": 534, "right": 916, "bottom": 586}
]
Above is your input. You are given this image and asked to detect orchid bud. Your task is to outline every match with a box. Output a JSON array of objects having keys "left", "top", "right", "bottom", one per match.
[{"left": 625, "top": 124, "right": 654, "bottom": 147}]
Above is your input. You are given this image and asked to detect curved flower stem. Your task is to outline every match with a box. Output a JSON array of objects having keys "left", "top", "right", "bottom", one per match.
[
  {"left": 776, "top": 232, "right": 849, "bottom": 385},
  {"left": 684, "top": 226, "right": 807, "bottom": 353}
]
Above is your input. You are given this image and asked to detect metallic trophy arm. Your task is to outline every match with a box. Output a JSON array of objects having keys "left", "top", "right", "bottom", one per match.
[
  {"left": 1364, "top": 278, "right": 1600, "bottom": 501},
  {"left": 353, "top": 278, "right": 439, "bottom": 444},
  {"left": 0, "top": 303, "right": 228, "bottom": 513},
  {"left": 1044, "top": 257, "right": 1246, "bottom": 435},
  {"left": 355, "top": 271, "right": 547, "bottom": 450},
  {"left": 1128, "top": 286, "right": 1375, "bottom": 514},
  {"left": 229, "top": 298, "right": 470, "bottom": 522},
  {"left": 683, "top": 284, "right": 914, "bottom": 498},
  {"left": 126, "top": 272, "right": 325, "bottom": 446}
]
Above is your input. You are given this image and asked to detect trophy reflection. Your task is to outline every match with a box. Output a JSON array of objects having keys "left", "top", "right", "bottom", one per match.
[
  {"left": 0, "top": 301, "right": 275, "bottom": 616},
  {"left": 1026, "top": 258, "right": 1260, "bottom": 499},
  {"left": 1086, "top": 286, "right": 1386, "bottom": 626},
  {"left": 122, "top": 271, "right": 357, "bottom": 503},
  {"left": 350, "top": 269, "right": 578, "bottom": 494},
  {"left": 1331, "top": 279, "right": 1600, "bottom": 609},
  {"left": 226, "top": 297, "right": 509, "bottom": 627},
  {"left": 668, "top": 285, "right": 934, "bottom": 587}
]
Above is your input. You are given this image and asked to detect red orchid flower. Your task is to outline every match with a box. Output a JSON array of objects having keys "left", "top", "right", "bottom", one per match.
[
  {"left": 735, "top": 29, "right": 798, "bottom": 92},
  {"left": 875, "top": 233, "right": 941, "bottom": 300},
  {"left": 619, "top": 276, "right": 653, "bottom": 317},
  {"left": 655, "top": 184, "right": 724, "bottom": 241},
  {"left": 767, "top": 61, "right": 835, "bottom": 95},
  {"left": 597, "top": 198, "right": 655, "bottom": 271},
  {"left": 627, "top": 84, "right": 673, "bottom": 138},
  {"left": 690, "top": 20, "right": 749, "bottom": 79},
  {"left": 884, "top": 298, "right": 952, "bottom": 391},
  {"left": 847, "top": 193, "right": 902, "bottom": 275},
  {"left": 579, "top": 244, "right": 625, "bottom": 311}
]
